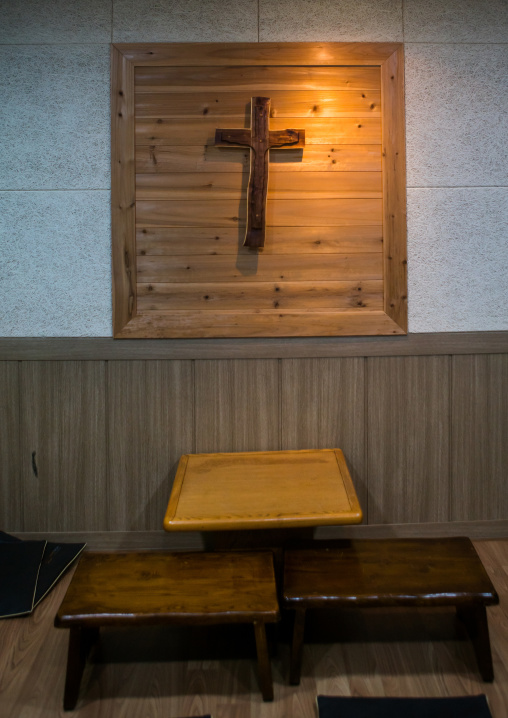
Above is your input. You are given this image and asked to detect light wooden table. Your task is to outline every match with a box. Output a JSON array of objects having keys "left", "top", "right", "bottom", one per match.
[{"left": 164, "top": 449, "right": 362, "bottom": 532}]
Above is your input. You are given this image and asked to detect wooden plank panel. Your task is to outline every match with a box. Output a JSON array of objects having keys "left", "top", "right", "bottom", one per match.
[
  {"left": 137, "top": 172, "right": 248, "bottom": 200},
  {"left": 137, "top": 280, "right": 383, "bottom": 311},
  {"left": 111, "top": 45, "right": 137, "bottom": 335},
  {"left": 194, "top": 359, "right": 280, "bottom": 453},
  {"left": 135, "top": 199, "right": 382, "bottom": 227},
  {"left": 136, "top": 226, "right": 383, "bottom": 255},
  {"left": 136, "top": 144, "right": 382, "bottom": 173},
  {"left": 367, "top": 356, "right": 450, "bottom": 524},
  {"left": 108, "top": 361, "right": 194, "bottom": 531},
  {"left": 381, "top": 46, "right": 407, "bottom": 331},
  {"left": 135, "top": 65, "right": 381, "bottom": 92},
  {"left": 136, "top": 117, "right": 381, "bottom": 146},
  {"left": 451, "top": 355, "right": 508, "bottom": 521},
  {"left": 113, "top": 43, "right": 406, "bottom": 340},
  {"left": 20, "top": 362, "right": 107, "bottom": 532},
  {"left": 280, "top": 357, "right": 367, "bottom": 515},
  {"left": 117, "top": 41, "right": 403, "bottom": 66},
  {"left": 116, "top": 310, "right": 405, "bottom": 339},
  {"left": 135, "top": 90, "right": 381, "bottom": 118},
  {"left": 0, "top": 362, "right": 21, "bottom": 530},
  {"left": 137, "top": 253, "right": 383, "bottom": 283},
  {"left": 136, "top": 171, "right": 382, "bottom": 200}
]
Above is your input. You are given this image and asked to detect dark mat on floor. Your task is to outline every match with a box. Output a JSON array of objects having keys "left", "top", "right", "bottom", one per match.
[
  {"left": 317, "top": 695, "right": 493, "bottom": 718},
  {"left": 0, "top": 531, "right": 85, "bottom": 618}
]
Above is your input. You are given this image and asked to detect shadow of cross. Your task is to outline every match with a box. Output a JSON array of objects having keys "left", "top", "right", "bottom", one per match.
[{"left": 215, "top": 97, "right": 305, "bottom": 249}]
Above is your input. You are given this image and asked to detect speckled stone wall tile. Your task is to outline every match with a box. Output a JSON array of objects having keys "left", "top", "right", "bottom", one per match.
[
  {"left": 407, "top": 188, "right": 508, "bottom": 333},
  {"left": 259, "top": 0, "right": 402, "bottom": 41},
  {"left": 404, "top": 0, "right": 508, "bottom": 43},
  {"left": 0, "top": 45, "right": 110, "bottom": 191},
  {"left": 0, "top": 0, "right": 112, "bottom": 44},
  {"left": 0, "top": 191, "right": 112, "bottom": 336},
  {"left": 405, "top": 44, "right": 508, "bottom": 188},
  {"left": 113, "top": 0, "right": 258, "bottom": 42}
]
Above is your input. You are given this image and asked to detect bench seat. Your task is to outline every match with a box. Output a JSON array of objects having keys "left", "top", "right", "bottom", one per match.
[
  {"left": 55, "top": 550, "right": 279, "bottom": 709},
  {"left": 283, "top": 537, "right": 499, "bottom": 685}
]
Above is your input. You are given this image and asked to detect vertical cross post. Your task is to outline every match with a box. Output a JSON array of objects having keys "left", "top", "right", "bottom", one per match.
[{"left": 215, "top": 97, "right": 305, "bottom": 249}]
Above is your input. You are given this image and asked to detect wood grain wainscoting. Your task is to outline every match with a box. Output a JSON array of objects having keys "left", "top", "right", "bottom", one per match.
[{"left": 1, "top": 332, "right": 507, "bottom": 547}]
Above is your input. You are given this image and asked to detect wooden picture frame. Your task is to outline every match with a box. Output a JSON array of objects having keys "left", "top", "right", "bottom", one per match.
[{"left": 112, "top": 43, "right": 407, "bottom": 338}]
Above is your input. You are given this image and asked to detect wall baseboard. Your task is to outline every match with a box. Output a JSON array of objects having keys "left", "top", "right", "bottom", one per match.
[
  {"left": 1, "top": 331, "right": 507, "bottom": 360},
  {"left": 10, "top": 521, "right": 508, "bottom": 550}
]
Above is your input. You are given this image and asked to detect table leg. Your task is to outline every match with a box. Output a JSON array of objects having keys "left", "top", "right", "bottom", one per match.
[
  {"left": 63, "top": 626, "right": 99, "bottom": 710},
  {"left": 456, "top": 605, "right": 495, "bottom": 682},
  {"left": 289, "top": 607, "right": 306, "bottom": 685},
  {"left": 253, "top": 621, "right": 274, "bottom": 701}
]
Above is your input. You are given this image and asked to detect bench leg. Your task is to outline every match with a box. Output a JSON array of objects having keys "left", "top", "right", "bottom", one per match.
[
  {"left": 63, "top": 626, "right": 99, "bottom": 710},
  {"left": 457, "top": 605, "right": 495, "bottom": 682},
  {"left": 253, "top": 621, "right": 274, "bottom": 701},
  {"left": 289, "top": 608, "right": 306, "bottom": 686}
]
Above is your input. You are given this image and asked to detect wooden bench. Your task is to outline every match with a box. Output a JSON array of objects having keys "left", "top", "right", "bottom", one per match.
[
  {"left": 283, "top": 537, "right": 499, "bottom": 685},
  {"left": 55, "top": 550, "right": 279, "bottom": 710}
]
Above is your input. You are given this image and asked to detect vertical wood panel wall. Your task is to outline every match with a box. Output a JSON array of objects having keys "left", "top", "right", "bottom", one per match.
[
  {"left": 19, "top": 362, "right": 108, "bottom": 532},
  {"left": 1, "top": 349, "right": 507, "bottom": 534},
  {"left": 0, "top": 362, "right": 20, "bottom": 529},
  {"left": 195, "top": 360, "right": 280, "bottom": 453},
  {"left": 280, "top": 358, "right": 367, "bottom": 515},
  {"left": 367, "top": 356, "right": 450, "bottom": 524},
  {"left": 108, "top": 360, "right": 194, "bottom": 530},
  {"left": 451, "top": 355, "right": 508, "bottom": 522}
]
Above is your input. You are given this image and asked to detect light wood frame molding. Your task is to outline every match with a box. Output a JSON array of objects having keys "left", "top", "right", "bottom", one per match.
[{"left": 111, "top": 42, "right": 407, "bottom": 339}]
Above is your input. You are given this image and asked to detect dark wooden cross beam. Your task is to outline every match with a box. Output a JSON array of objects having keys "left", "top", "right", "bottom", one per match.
[{"left": 215, "top": 97, "right": 305, "bottom": 249}]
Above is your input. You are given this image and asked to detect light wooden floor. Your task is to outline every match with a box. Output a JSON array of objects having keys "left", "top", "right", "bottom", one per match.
[{"left": 1, "top": 540, "right": 508, "bottom": 718}]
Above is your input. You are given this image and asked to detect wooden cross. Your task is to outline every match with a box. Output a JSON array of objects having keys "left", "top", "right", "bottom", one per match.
[{"left": 215, "top": 97, "right": 305, "bottom": 249}]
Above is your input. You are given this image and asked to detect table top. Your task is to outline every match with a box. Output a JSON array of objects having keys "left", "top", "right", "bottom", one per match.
[
  {"left": 55, "top": 551, "right": 280, "bottom": 625},
  {"left": 163, "top": 448, "right": 362, "bottom": 532},
  {"left": 283, "top": 538, "right": 499, "bottom": 607}
]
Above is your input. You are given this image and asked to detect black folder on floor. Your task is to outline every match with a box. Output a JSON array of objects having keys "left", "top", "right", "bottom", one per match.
[
  {"left": 0, "top": 531, "right": 85, "bottom": 619},
  {"left": 317, "top": 695, "right": 493, "bottom": 718}
]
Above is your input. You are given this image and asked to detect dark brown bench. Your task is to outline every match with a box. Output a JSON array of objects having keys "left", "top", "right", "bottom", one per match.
[
  {"left": 283, "top": 537, "right": 499, "bottom": 685},
  {"left": 55, "top": 550, "right": 279, "bottom": 709}
]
